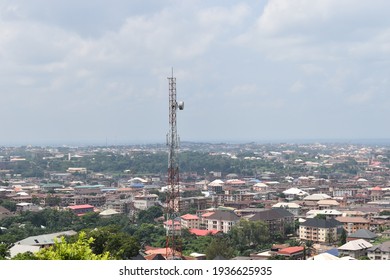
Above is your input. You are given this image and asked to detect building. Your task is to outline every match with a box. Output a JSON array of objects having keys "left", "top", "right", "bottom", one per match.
[
  {"left": 203, "top": 210, "right": 240, "bottom": 233},
  {"left": 338, "top": 239, "right": 372, "bottom": 259},
  {"left": 180, "top": 214, "right": 200, "bottom": 229},
  {"left": 276, "top": 246, "right": 305, "bottom": 260},
  {"left": 299, "top": 218, "right": 343, "bottom": 243},
  {"left": 367, "top": 241, "right": 390, "bottom": 260},
  {"left": 133, "top": 194, "right": 159, "bottom": 210},
  {"left": 9, "top": 230, "right": 77, "bottom": 258},
  {"left": 61, "top": 195, "right": 106, "bottom": 207},
  {"left": 317, "top": 199, "right": 340, "bottom": 210},
  {"left": 335, "top": 216, "right": 371, "bottom": 234},
  {"left": 246, "top": 208, "right": 295, "bottom": 238},
  {"left": 271, "top": 202, "right": 301, "bottom": 216},
  {"left": 163, "top": 219, "right": 181, "bottom": 236},
  {"left": 67, "top": 167, "right": 87, "bottom": 174},
  {"left": 104, "top": 199, "right": 132, "bottom": 214},
  {"left": 305, "top": 209, "right": 343, "bottom": 219},
  {"left": 178, "top": 196, "right": 208, "bottom": 213},
  {"left": 67, "top": 204, "right": 94, "bottom": 216},
  {"left": 346, "top": 229, "right": 378, "bottom": 242},
  {"left": 16, "top": 202, "right": 41, "bottom": 212}
]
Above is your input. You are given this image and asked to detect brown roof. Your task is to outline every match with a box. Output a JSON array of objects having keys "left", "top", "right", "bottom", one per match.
[{"left": 335, "top": 216, "right": 370, "bottom": 223}]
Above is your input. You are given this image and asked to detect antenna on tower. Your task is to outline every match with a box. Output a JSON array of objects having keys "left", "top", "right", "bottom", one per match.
[{"left": 165, "top": 68, "right": 184, "bottom": 260}]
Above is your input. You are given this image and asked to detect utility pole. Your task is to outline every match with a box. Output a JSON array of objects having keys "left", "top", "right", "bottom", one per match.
[{"left": 165, "top": 69, "right": 184, "bottom": 260}]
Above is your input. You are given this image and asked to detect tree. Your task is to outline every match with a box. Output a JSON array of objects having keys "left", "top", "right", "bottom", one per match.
[
  {"left": 45, "top": 195, "right": 61, "bottom": 207},
  {"left": 106, "top": 232, "right": 140, "bottom": 260},
  {"left": 79, "top": 212, "right": 100, "bottom": 228},
  {"left": 133, "top": 223, "right": 165, "bottom": 246},
  {"left": 205, "top": 237, "right": 235, "bottom": 260},
  {"left": 304, "top": 240, "right": 314, "bottom": 257},
  {"left": 0, "top": 243, "right": 10, "bottom": 260},
  {"left": 12, "top": 251, "right": 39, "bottom": 260},
  {"left": 86, "top": 227, "right": 141, "bottom": 260},
  {"left": 229, "top": 219, "right": 269, "bottom": 254},
  {"left": 0, "top": 200, "right": 16, "bottom": 212},
  {"left": 137, "top": 206, "right": 163, "bottom": 224},
  {"left": 339, "top": 229, "right": 347, "bottom": 246},
  {"left": 35, "top": 231, "right": 111, "bottom": 260}
]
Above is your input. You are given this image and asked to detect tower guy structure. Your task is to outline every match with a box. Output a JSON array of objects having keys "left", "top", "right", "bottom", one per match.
[{"left": 165, "top": 70, "right": 184, "bottom": 259}]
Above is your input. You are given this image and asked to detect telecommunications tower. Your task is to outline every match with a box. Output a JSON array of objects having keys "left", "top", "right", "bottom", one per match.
[{"left": 165, "top": 69, "right": 184, "bottom": 259}]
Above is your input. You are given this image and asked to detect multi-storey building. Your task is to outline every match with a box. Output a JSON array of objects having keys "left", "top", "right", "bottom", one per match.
[
  {"left": 335, "top": 216, "right": 371, "bottom": 234},
  {"left": 180, "top": 214, "right": 200, "bottom": 229},
  {"left": 246, "top": 208, "right": 295, "bottom": 238},
  {"left": 60, "top": 195, "right": 106, "bottom": 207},
  {"left": 299, "top": 218, "right": 343, "bottom": 243},
  {"left": 202, "top": 210, "right": 240, "bottom": 233},
  {"left": 133, "top": 194, "right": 159, "bottom": 210}
]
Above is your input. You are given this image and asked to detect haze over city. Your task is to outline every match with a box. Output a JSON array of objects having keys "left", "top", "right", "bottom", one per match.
[{"left": 1, "top": 0, "right": 390, "bottom": 146}]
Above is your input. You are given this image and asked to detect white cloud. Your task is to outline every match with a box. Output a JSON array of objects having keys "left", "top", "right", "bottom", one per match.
[
  {"left": 290, "top": 81, "right": 305, "bottom": 93},
  {"left": 1, "top": 1, "right": 390, "bottom": 144}
]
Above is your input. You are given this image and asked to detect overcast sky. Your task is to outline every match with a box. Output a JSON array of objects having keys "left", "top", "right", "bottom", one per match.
[{"left": 1, "top": 0, "right": 390, "bottom": 146}]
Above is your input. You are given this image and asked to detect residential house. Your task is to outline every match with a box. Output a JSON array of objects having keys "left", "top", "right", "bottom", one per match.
[
  {"left": 338, "top": 239, "right": 372, "bottom": 259},
  {"left": 61, "top": 195, "right": 106, "bottom": 207},
  {"left": 346, "top": 229, "right": 378, "bottom": 242},
  {"left": 317, "top": 199, "right": 340, "bottom": 210},
  {"left": 104, "top": 199, "right": 132, "bottom": 214},
  {"left": 246, "top": 208, "right": 295, "bottom": 238},
  {"left": 9, "top": 230, "right": 77, "bottom": 258},
  {"left": 163, "top": 219, "right": 181, "bottom": 236},
  {"left": 133, "top": 194, "right": 159, "bottom": 210},
  {"left": 335, "top": 216, "right": 370, "bottom": 234},
  {"left": 282, "top": 188, "right": 309, "bottom": 201},
  {"left": 299, "top": 218, "right": 343, "bottom": 244},
  {"left": 381, "top": 229, "right": 390, "bottom": 239},
  {"left": 303, "top": 193, "right": 332, "bottom": 202},
  {"left": 67, "top": 167, "right": 87, "bottom": 174},
  {"left": 16, "top": 202, "right": 41, "bottom": 212},
  {"left": 180, "top": 214, "right": 200, "bottom": 229},
  {"left": 305, "top": 209, "right": 343, "bottom": 220},
  {"left": 178, "top": 196, "right": 208, "bottom": 213},
  {"left": 276, "top": 246, "right": 305, "bottom": 260},
  {"left": 67, "top": 204, "right": 94, "bottom": 216},
  {"left": 271, "top": 202, "right": 301, "bottom": 216},
  {"left": 370, "top": 186, "right": 383, "bottom": 201},
  {"left": 202, "top": 210, "right": 240, "bottom": 233},
  {"left": 367, "top": 241, "right": 390, "bottom": 260}
]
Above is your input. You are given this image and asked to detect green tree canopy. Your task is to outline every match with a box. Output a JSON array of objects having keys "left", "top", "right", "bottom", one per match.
[
  {"left": 35, "top": 231, "right": 111, "bottom": 260},
  {"left": 229, "top": 219, "right": 270, "bottom": 254},
  {"left": 205, "top": 236, "right": 236, "bottom": 260},
  {"left": 137, "top": 206, "right": 163, "bottom": 224}
]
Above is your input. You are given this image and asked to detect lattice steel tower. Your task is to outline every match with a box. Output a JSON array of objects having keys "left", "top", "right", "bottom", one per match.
[{"left": 165, "top": 69, "right": 184, "bottom": 259}]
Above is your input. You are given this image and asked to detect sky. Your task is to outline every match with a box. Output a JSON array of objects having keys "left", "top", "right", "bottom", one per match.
[{"left": 1, "top": 0, "right": 390, "bottom": 146}]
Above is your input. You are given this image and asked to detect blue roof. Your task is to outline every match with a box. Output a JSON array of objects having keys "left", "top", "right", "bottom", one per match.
[
  {"left": 325, "top": 248, "right": 339, "bottom": 257},
  {"left": 101, "top": 188, "right": 117, "bottom": 192},
  {"left": 130, "top": 183, "right": 144, "bottom": 188}
]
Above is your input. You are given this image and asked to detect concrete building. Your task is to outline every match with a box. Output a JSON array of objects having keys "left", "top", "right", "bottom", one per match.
[{"left": 299, "top": 218, "right": 343, "bottom": 243}]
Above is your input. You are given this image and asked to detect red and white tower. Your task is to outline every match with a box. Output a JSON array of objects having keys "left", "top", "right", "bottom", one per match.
[{"left": 165, "top": 69, "right": 184, "bottom": 259}]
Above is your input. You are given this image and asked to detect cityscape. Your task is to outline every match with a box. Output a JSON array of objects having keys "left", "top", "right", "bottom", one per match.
[{"left": 1, "top": 140, "right": 390, "bottom": 260}]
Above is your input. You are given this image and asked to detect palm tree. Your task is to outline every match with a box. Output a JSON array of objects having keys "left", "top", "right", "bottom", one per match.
[{"left": 304, "top": 240, "right": 314, "bottom": 257}]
